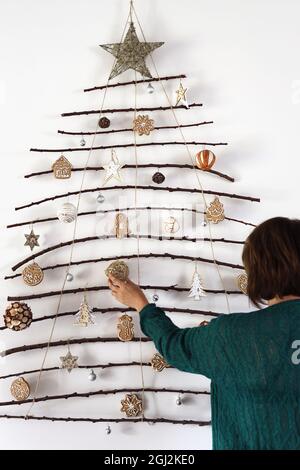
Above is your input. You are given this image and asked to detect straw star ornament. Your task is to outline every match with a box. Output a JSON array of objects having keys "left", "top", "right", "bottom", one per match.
[{"left": 100, "top": 22, "right": 164, "bottom": 79}]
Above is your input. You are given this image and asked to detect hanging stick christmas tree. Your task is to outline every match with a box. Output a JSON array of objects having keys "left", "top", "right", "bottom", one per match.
[{"left": 1, "top": 0, "right": 258, "bottom": 429}]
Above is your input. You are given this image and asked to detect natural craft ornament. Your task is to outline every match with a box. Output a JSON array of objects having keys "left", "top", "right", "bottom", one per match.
[
  {"left": 175, "top": 81, "right": 188, "bottom": 107},
  {"left": 133, "top": 114, "right": 155, "bottom": 136},
  {"left": 205, "top": 196, "right": 225, "bottom": 224},
  {"left": 100, "top": 21, "right": 164, "bottom": 80},
  {"left": 102, "top": 149, "right": 124, "bottom": 185},
  {"left": 4, "top": 302, "right": 33, "bottom": 331},
  {"left": 105, "top": 260, "right": 129, "bottom": 281},
  {"left": 98, "top": 116, "right": 111, "bottom": 128},
  {"left": 120, "top": 393, "right": 143, "bottom": 417},
  {"left": 152, "top": 171, "right": 165, "bottom": 184},
  {"left": 117, "top": 314, "right": 134, "bottom": 342},
  {"left": 163, "top": 216, "right": 180, "bottom": 234},
  {"left": 52, "top": 155, "right": 72, "bottom": 179},
  {"left": 60, "top": 349, "right": 78, "bottom": 373},
  {"left": 114, "top": 212, "right": 130, "bottom": 239},
  {"left": 10, "top": 377, "right": 30, "bottom": 401},
  {"left": 57, "top": 202, "right": 77, "bottom": 223},
  {"left": 24, "top": 228, "right": 40, "bottom": 251},
  {"left": 150, "top": 353, "right": 169, "bottom": 372},
  {"left": 188, "top": 265, "right": 206, "bottom": 300},
  {"left": 74, "top": 294, "right": 95, "bottom": 327},
  {"left": 22, "top": 262, "right": 44, "bottom": 286},
  {"left": 196, "top": 149, "right": 216, "bottom": 171},
  {"left": 237, "top": 272, "right": 248, "bottom": 295}
]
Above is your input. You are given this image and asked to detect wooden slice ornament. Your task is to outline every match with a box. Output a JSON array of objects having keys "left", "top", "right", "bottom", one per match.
[
  {"left": 105, "top": 260, "right": 129, "bottom": 281},
  {"left": 150, "top": 353, "right": 170, "bottom": 372},
  {"left": 52, "top": 155, "right": 72, "bottom": 179},
  {"left": 196, "top": 149, "right": 216, "bottom": 171},
  {"left": 205, "top": 197, "right": 225, "bottom": 224},
  {"left": 4, "top": 302, "right": 33, "bottom": 331},
  {"left": 117, "top": 314, "right": 134, "bottom": 342},
  {"left": 10, "top": 377, "right": 30, "bottom": 401},
  {"left": 22, "top": 262, "right": 44, "bottom": 286},
  {"left": 237, "top": 272, "right": 248, "bottom": 295},
  {"left": 120, "top": 393, "right": 143, "bottom": 417}
]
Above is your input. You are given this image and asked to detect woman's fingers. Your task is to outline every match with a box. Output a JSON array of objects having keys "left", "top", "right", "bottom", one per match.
[{"left": 108, "top": 274, "right": 123, "bottom": 288}]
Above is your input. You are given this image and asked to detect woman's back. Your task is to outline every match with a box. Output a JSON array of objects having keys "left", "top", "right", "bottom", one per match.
[{"left": 211, "top": 299, "right": 300, "bottom": 449}]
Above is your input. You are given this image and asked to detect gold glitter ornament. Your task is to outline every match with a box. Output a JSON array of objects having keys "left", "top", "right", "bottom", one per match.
[
  {"left": 22, "top": 262, "right": 44, "bottom": 286},
  {"left": 105, "top": 260, "right": 129, "bottom": 281},
  {"left": 120, "top": 393, "right": 143, "bottom": 417},
  {"left": 60, "top": 350, "right": 78, "bottom": 373},
  {"left": 52, "top": 155, "right": 72, "bottom": 179},
  {"left": 117, "top": 314, "right": 134, "bottom": 342},
  {"left": 10, "top": 377, "right": 30, "bottom": 401},
  {"left": 237, "top": 273, "right": 248, "bottom": 295},
  {"left": 100, "top": 22, "right": 164, "bottom": 80},
  {"left": 150, "top": 353, "right": 169, "bottom": 372},
  {"left": 205, "top": 197, "right": 225, "bottom": 224},
  {"left": 4, "top": 302, "right": 33, "bottom": 331},
  {"left": 133, "top": 114, "right": 155, "bottom": 136}
]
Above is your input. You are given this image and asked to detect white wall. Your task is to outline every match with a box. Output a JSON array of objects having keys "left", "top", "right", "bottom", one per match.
[{"left": 0, "top": 0, "right": 300, "bottom": 450}]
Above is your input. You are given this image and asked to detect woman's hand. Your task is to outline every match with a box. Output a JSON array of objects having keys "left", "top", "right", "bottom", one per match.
[{"left": 108, "top": 275, "right": 149, "bottom": 312}]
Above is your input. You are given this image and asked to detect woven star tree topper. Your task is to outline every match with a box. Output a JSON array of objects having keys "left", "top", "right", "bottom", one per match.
[{"left": 100, "top": 21, "right": 164, "bottom": 79}]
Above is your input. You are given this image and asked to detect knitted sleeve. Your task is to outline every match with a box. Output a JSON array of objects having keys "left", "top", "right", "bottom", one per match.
[{"left": 140, "top": 303, "right": 226, "bottom": 380}]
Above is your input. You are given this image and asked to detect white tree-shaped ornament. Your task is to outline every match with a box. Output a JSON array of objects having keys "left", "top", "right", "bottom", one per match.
[
  {"left": 188, "top": 268, "right": 206, "bottom": 300},
  {"left": 74, "top": 294, "right": 95, "bottom": 327}
]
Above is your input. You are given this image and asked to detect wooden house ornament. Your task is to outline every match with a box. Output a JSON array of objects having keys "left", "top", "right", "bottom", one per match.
[{"left": 52, "top": 155, "right": 72, "bottom": 179}]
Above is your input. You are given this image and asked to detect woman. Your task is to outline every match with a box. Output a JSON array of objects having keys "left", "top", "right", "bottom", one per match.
[{"left": 108, "top": 217, "right": 300, "bottom": 450}]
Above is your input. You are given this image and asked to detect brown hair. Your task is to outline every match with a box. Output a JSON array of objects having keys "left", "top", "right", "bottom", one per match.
[{"left": 242, "top": 217, "right": 300, "bottom": 306}]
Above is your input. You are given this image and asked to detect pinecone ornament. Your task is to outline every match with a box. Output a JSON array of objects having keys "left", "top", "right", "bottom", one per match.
[{"left": 4, "top": 302, "right": 33, "bottom": 331}]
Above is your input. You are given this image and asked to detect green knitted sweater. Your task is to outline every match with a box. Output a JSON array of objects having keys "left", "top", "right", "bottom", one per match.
[{"left": 139, "top": 300, "right": 300, "bottom": 450}]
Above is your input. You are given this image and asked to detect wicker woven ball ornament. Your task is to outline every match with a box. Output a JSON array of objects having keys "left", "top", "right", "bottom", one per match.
[
  {"left": 4, "top": 302, "right": 33, "bottom": 331},
  {"left": 10, "top": 377, "right": 30, "bottom": 401},
  {"left": 22, "top": 262, "right": 44, "bottom": 286},
  {"left": 105, "top": 260, "right": 129, "bottom": 281},
  {"left": 57, "top": 202, "right": 77, "bottom": 223},
  {"left": 98, "top": 117, "right": 110, "bottom": 128},
  {"left": 152, "top": 171, "right": 165, "bottom": 184}
]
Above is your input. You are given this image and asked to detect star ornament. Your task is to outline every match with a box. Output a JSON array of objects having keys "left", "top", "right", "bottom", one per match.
[
  {"left": 175, "top": 81, "right": 188, "bottom": 107},
  {"left": 60, "top": 350, "right": 78, "bottom": 373},
  {"left": 102, "top": 150, "right": 124, "bottom": 185},
  {"left": 24, "top": 229, "right": 40, "bottom": 251},
  {"left": 100, "top": 22, "right": 164, "bottom": 80}
]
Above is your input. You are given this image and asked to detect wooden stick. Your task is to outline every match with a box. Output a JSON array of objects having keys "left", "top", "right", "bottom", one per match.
[
  {"left": 83, "top": 74, "right": 187, "bottom": 92},
  {"left": 10, "top": 238, "right": 244, "bottom": 272},
  {"left": 30, "top": 141, "right": 228, "bottom": 153},
  {"left": 0, "top": 306, "right": 224, "bottom": 331},
  {"left": 6, "top": 284, "right": 242, "bottom": 302},
  {"left": 7, "top": 206, "right": 255, "bottom": 229},
  {"left": 61, "top": 102, "right": 202, "bottom": 117},
  {"left": 0, "top": 387, "right": 210, "bottom": 408},
  {"left": 24, "top": 162, "right": 234, "bottom": 183},
  {"left": 0, "top": 336, "right": 151, "bottom": 358},
  {"left": 57, "top": 121, "right": 214, "bottom": 136},
  {"left": 6, "top": 250, "right": 244, "bottom": 280},
  {"left": 0, "top": 414, "right": 210, "bottom": 426},
  {"left": 0, "top": 361, "right": 169, "bottom": 380},
  {"left": 15, "top": 185, "right": 260, "bottom": 211}
]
